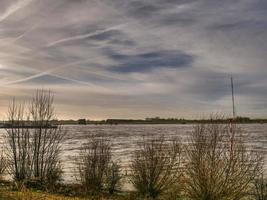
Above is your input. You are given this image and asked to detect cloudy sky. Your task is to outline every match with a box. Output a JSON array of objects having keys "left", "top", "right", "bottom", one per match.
[{"left": 0, "top": 0, "right": 266, "bottom": 120}]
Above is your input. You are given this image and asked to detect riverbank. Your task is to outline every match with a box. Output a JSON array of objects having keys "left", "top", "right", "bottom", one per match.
[{"left": 0, "top": 184, "right": 132, "bottom": 200}]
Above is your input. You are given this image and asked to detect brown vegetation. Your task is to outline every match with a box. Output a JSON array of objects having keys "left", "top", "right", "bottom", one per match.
[
  {"left": 76, "top": 134, "right": 122, "bottom": 193},
  {"left": 254, "top": 171, "right": 267, "bottom": 200},
  {"left": 185, "top": 122, "right": 262, "bottom": 200},
  {"left": 5, "top": 90, "right": 64, "bottom": 189},
  {"left": 105, "top": 162, "right": 123, "bottom": 195},
  {"left": 0, "top": 151, "right": 7, "bottom": 181},
  {"left": 130, "top": 136, "right": 183, "bottom": 199}
]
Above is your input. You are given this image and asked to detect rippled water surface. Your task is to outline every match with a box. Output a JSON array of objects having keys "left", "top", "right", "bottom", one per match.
[{"left": 1, "top": 124, "right": 266, "bottom": 183}]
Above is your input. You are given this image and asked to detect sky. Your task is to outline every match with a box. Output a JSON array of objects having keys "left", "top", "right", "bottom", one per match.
[{"left": 0, "top": 0, "right": 266, "bottom": 120}]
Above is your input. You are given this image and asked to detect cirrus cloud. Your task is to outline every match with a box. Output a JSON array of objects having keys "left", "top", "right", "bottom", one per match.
[{"left": 0, "top": 0, "right": 266, "bottom": 119}]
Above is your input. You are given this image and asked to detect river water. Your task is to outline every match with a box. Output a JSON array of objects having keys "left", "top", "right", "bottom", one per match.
[{"left": 0, "top": 124, "right": 266, "bottom": 184}]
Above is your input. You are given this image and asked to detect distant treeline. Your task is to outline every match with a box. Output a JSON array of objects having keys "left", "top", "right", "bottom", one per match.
[{"left": 46, "top": 116, "right": 267, "bottom": 125}]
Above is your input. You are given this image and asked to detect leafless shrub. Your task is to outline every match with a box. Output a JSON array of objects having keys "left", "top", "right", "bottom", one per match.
[
  {"left": 77, "top": 134, "right": 111, "bottom": 192},
  {"left": 130, "top": 136, "right": 183, "bottom": 199},
  {"left": 5, "top": 99, "right": 31, "bottom": 182},
  {"left": 105, "top": 161, "right": 123, "bottom": 194},
  {"left": 29, "top": 89, "right": 64, "bottom": 186},
  {"left": 44, "top": 161, "right": 63, "bottom": 191},
  {"left": 160, "top": 179, "right": 185, "bottom": 200},
  {"left": 254, "top": 171, "right": 267, "bottom": 200},
  {"left": 5, "top": 90, "right": 64, "bottom": 189},
  {"left": 0, "top": 151, "right": 7, "bottom": 181},
  {"left": 185, "top": 120, "right": 262, "bottom": 200}
]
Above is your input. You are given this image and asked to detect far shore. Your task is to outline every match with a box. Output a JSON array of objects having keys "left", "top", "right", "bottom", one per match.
[
  {"left": 55, "top": 117, "right": 267, "bottom": 125},
  {"left": 0, "top": 117, "right": 267, "bottom": 128}
]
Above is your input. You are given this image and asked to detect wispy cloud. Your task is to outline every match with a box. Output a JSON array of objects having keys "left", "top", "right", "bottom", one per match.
[
  {"left": 46, "top": 22, "right": 132, "bottom": 47},
  {"left": 0, "top": 0, "right": 34, "bottom": 22},
  {"left": 0, "top": 0, "right": 266, "bottom": 119},
  {"left": 0, "top": 57, "right": 98, "bottom": 86}
]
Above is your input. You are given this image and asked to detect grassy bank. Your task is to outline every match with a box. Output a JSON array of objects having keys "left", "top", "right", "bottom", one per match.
[
  {"left": 0, "top": 185, "right": 132, "bottom": 200},
  {"left": 0, "top": 182, "right": 264, "bottom": 200}
]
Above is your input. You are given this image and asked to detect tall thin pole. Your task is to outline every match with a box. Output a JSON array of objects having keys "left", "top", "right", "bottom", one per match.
[{"left": 231, "top": 76, "right": 236, "bottom": 119}]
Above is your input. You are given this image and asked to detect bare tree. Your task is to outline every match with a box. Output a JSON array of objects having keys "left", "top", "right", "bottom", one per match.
[
  {"left": 185, "top": 121, "right": 262, "bottom": 200},
  {"left": 29, "top": 89, "right": 64, "bottom": 186},
  {"left": 130, "top": 136, "right": 183, "bottom": 199},
  {"left": 5, "top": 90, "right": 64, "bottom": 188},
  {"left": 5, "top": 99, "right": 31, "bottom": 182},
  {"left": 77, "top": 134, "right": 111, "bottom": 192}
]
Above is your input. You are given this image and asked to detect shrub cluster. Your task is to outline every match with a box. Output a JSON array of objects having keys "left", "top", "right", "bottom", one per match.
[
  {"left": 130, "top": 136, "right": 183, "bottom": 199},
  {"left": 128, "top": 122, "right": 265, "bottom": 200},
  {"left": 76, "top": 134, "right": 122, "bottom": 194}
]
